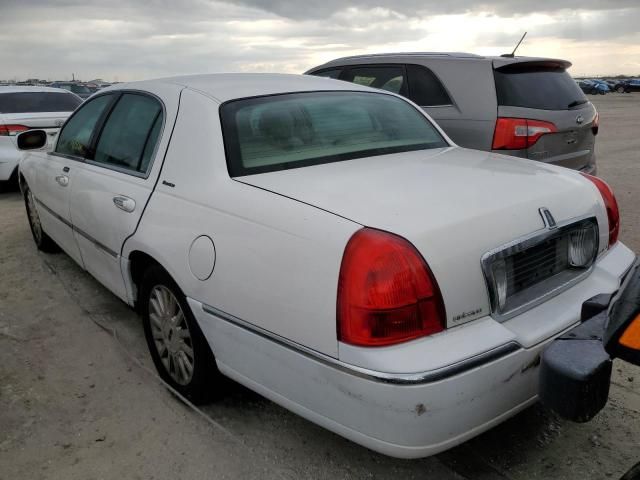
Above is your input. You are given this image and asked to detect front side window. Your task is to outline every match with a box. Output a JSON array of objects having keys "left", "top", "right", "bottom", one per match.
[
  {"left": 221, "top": 91, "right": 448, "bottom": 176},
  {"left": 93, "top": 93, "right": 163, "bottom": 174},
  {"left": 342, "top": 66, "right": 406, "bottom": 95},
  {"left": 55, "top": 94, "right": 113, "bottom": 158}
]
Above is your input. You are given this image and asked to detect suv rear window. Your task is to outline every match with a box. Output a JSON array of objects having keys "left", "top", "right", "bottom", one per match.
[
  {"left": 221, "top": 91, "right": 447, "bottom": 176},
  {"left": 0, "top": 92, "right": 82, "bottom": 113},
  {"left": 494, "top": 64, "right": 587, "bottom": 110}
]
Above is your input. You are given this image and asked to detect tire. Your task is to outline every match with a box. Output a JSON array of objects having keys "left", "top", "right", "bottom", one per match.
[
  {"left": 617, "top": 86, "right": 625, "bottom": 93},
  {"left": 590, "top": 88, "right": 598, "bottom": 95},
  {"left": 140, "top": 264, "right": 221, "bottom": 404},
  {"left": 24, "top": 186, "right": 60, "bottom": 253}
]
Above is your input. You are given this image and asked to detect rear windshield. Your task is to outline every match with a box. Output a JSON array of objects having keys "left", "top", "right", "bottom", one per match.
[
  {"left": 494, "top": 65, "right": 588, "bottom": 110},
  {"left": 220, "top": 91, "right": 448, "bottom": 176},
  {"left": 0, "top": 92, "right": 82, "bottom": 113}
]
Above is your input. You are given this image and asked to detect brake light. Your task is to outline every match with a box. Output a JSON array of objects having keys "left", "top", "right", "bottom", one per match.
[
  {"left": 581, "top": 173, "right": 619, "bottom": 247},
  {"left": 492, "top": 117, "right": 557, "bottom": 150},
  {"left": 0, "top": 124, "right": 29, "bottom": 136},
  {"left": 337, "top": 228, "right": 445, "bottom": 347},
  {"left": 592, "top": 112, "right": 599, "bottom": 135}
]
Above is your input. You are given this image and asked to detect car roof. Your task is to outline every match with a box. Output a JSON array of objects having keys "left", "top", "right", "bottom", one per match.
[
  {"left": 0, "top": 86, "right": 75, "bottom": 94},
  {"left": 311, "top": 52, "right": 571, "bottom": 70},
  {"left": 110, "top": 73, "right": 378, "bottom": 103}
]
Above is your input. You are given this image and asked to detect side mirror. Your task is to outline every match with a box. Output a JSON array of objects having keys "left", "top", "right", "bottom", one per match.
[{"left": 17, "top": 129, "right": 47, "bottom": 150}]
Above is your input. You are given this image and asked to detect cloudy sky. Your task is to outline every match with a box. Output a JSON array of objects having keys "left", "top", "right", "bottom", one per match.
[{"left": 1, "top": 0, "right": 639, "bottom": 82}]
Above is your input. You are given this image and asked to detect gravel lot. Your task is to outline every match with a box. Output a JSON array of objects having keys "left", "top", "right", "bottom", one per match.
[{"left": 1, "top": 93, "right": 639, "bottom": 480}]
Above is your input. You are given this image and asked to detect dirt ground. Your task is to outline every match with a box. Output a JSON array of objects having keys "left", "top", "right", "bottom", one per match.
[{"left": 1, "top": 93, "right": 639, "bottom": 480}]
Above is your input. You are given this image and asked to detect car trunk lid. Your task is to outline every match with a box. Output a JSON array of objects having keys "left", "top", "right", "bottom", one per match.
[{"left": 236, "top": 146, "right": 606, "bottom": 329}]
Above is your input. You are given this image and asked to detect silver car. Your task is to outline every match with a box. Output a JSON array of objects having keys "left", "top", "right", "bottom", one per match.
[{"left": 306, "top": 53, "right": 598, "bottom": 174}]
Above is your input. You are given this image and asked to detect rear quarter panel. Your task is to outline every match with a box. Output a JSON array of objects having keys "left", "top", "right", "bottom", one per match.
[{"left": 123, "top": 88, "right": 360, "bottom": 357}]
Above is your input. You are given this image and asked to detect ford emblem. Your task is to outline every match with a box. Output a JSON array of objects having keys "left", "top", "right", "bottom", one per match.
[{"left": 576, "top": 115, "right": 584, "bottom": 125}]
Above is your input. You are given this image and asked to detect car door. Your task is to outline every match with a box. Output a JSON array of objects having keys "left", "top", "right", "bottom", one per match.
[
  {"left": 69, "top": 92, "right": 164, "bottom": 301},
  {"left": 34, "top": 93, "right": 115, "bottom": 265}
]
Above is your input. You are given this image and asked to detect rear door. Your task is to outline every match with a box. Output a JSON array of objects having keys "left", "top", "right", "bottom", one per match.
[
  {"left": 493, "top": 62, "right": 597, "bottom": 172},
  {"left": 33, "top": 93, "right": 115, "bottom": 265},
  {"left": 68, "top": 91, "right": 166, "bottom": 300}
]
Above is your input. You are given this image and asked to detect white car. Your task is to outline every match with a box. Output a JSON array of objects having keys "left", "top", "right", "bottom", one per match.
[
  {"left": 16, "top": 74, "right": 635, "bottom": 458},
  {"left": 0, "top": 86, "right": 82, "bottom": 187}
]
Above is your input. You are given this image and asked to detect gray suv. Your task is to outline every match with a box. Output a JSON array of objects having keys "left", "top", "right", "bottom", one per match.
[{"left": 306, "top": 53, "right": 598, "bottom": 174}]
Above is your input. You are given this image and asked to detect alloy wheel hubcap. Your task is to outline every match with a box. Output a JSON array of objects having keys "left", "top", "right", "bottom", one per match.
[
  {"left": 27, "top": 191, "right": 42, "bottom": 244},
  {"left": 149, "top": 285, "right": 194, "bottom": 385}
]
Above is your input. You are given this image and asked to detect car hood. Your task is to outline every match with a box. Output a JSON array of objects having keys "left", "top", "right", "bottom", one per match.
[{"left": 236, "top": 146, "right": 607, "bottom": 328}]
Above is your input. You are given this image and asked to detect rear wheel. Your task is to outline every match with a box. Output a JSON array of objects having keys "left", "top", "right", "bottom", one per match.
[
  {"left": 24, "top": 186, "right": 59, "bottom": 253},
  {"left": 141, "top": 265, "right": 221, "bottom": 404},
  {"left": 617, "top": 86, "right": 625, "bottom": 93}
]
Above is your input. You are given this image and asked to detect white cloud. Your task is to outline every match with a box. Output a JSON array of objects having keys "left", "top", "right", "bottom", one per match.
[{"left": 0, "top": 0, "right": 638, "bottom": 81}]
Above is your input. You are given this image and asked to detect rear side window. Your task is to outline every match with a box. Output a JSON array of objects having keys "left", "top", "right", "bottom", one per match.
[
  {"left": 342, "top": 66, "right": 406, "bottom": 95},
  {"left": 406, "top": 64, "right": 451, "bottom": 106},
  {"left": 494, "top": 64, "right": 587, "bottom": 110},
  {"left": 55, "top": 94, "right": 114, "bottom": 158},
  {"left": 93, "top": 93, "right": 163, "bottom": 174},
  {"left": 220, "top": 91, "right": 447, "bottom": 176},
  {"left": 0, "top": 92, "right": 81, "bottom": 113},
  {"left": 312, "top": 69, "right": 342, "bottom": 79}
]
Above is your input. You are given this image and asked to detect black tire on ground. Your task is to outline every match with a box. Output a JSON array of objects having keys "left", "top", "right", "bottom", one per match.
[
  {"left": 590, "top": 88, "right": 598, "bottom": 95},
  {"left": 617, "top": 86, "right": 626, "bottom": 93},
  {"left": 23, "top": 185, "right": 60, "bottom": 253},
  {"left": 140, "top": 264, "right": 222, "bottom": 404}
]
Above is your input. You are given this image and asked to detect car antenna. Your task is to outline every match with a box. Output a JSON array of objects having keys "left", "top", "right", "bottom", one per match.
[{"left": 501, "top": 32, "right": 527, "bottom": 58}]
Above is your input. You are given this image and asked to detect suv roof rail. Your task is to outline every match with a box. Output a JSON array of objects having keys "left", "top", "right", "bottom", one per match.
[{"left": 328, "top": 52, "right": 483, "bottom": 62}]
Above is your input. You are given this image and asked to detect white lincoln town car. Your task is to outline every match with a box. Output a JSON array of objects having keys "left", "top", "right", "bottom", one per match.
[{"left": 17, "top": 74, "right": 635, "bottom": 458}]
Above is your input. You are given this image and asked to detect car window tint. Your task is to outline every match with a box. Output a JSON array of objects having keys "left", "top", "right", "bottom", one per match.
[
  {"left": 93, "top": 93, "right": 163, "bottom": 174},
  {"left": 0, "top": 92, "right": 82, "bottom": 113},
  {"left": 406, "top": 64, "right": 452, "bottom": 106},
  {"left": 311, "top": 69, "right": 342, "bottom": 79},
  {"left": 494, "top": 65, "right": 587, "bottom": 110},
  {"left": 221, "top": 91, "right": 448, "bottom": 176},
  {"left": 343, "top": 66, "right": 406, "bottom": 95},
  {"left": 55, "top": 94, "right": 113, "bottom": 158}
]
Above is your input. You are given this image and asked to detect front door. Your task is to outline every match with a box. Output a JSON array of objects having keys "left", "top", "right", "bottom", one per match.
[{"left": 34, "top": 93, "right": 115, "bottom": 265}]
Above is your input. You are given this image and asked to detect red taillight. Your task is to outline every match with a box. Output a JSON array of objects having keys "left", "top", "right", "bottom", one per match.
[
  {"left": 0, "top": 124, "right": 29, "bottom": 136},
  {"left": 592, "top": 112, "right": 599, "bottom": 135},
  {"left": 492, "top": 117, "right": 557, "bottom": 150},
  {"left": 337, "top": 228, "right": 445, "bottom": 347},
  {"left": 581, "top": 173, "right": 620, "bottom": 247}
]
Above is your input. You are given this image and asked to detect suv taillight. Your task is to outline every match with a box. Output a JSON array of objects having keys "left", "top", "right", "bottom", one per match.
[
  {"left": 0, "top": 124, "right": 29, "bottom": 136},
  {"left": 337, "top": 228, "right": 445, "bottom": 347},
  {"left": 592, "top": 112, "right": 599, "bottom": 135},
  {"left": 492, "top": 117, "right": 557, "bottom": 150},
  {"left": 581, "top": 173, "right": 620, "bottom": 247}
]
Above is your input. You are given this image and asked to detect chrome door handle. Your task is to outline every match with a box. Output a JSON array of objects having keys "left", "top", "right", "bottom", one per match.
[
  {"left": 113, "top": 195, "right": 136, "bottom": 213},
  {"left": 55, "top": 175, "right": 69, "bottom": 187}
]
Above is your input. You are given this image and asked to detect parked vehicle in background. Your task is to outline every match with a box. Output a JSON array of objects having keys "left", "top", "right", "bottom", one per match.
[
  {"left": 576, "top": 79, "right": 608, "bottom": 95},
  {"left": 0, "top": 86, "right": 81, "bottom": 188},
  {"left": 49, "top": 82, "right": 93, "bottom": 99},
  {"left": 307, "top": 53, "right": 598, "bottom": 174},
  {"left": 625, "top": 79, "right": 640, "bottom": 92},
  {"left": 590, "top": 79, "right": 610, "bottom": 93},
  {"left": 603, "top": 79, "right": 631, "bottom": 93},
  {"left": 16, "top": 73, "right": 634, "bottom": 458}
]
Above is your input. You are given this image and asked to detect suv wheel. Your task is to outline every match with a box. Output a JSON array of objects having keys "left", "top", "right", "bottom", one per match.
[
  {"left": 140, "top": 265, "right": 222, "bottom": 404},
  {"left": 617, "top": 86, "right": 625, "bottom": 93}
]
